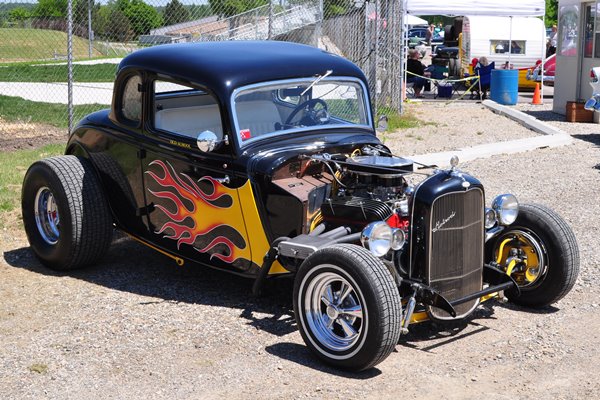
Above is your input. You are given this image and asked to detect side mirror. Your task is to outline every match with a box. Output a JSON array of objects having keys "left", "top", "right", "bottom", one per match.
[
  {"left": 377, "top": 115, "right": 388, "bottom": 132},
  {"left": 196, "top": 130, "right": 219, "bottom": 152}
]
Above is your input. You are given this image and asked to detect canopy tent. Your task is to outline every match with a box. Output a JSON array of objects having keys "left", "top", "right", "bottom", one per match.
[
  {"left": 404, "top": 0, "right": 545, "bottom": 17},
  {"left": 397, "top": 0, "right": 546, "bottom": 113},
  {"left": 403, "top": 14, "right": 428, "bottom": 26}
]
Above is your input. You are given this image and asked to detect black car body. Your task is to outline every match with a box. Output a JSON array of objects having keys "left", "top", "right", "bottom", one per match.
[{"left": 22, "top": 41, "right": 579, "bottom": 371}]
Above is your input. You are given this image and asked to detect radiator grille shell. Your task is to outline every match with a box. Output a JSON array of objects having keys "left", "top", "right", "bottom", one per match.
[{"left": 427, "top": 189, "right": 484, "bottom": 319}]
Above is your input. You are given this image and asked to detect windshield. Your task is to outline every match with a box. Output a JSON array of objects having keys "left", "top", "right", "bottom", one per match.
[{"left": 232, "top": 77, "right": 371, "bottom": 146}]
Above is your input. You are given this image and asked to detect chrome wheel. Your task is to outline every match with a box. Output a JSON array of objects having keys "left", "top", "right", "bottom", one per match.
[
  {"left": 302, "top": 266, "right": 367, "bottom": 352},
  {"left": 34, "top": 187, "right": 60, "bottom": 245}
]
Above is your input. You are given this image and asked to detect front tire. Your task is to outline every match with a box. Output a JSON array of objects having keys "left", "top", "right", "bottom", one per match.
[
  {"left": 293, "top": 244, "right": 402, "bottom": 371},
  {"left": 489, "top": 203, "right": 579, "bottom": 307},
  {"left": 21, "top": 155, "right": 113, "bottom": 270}
]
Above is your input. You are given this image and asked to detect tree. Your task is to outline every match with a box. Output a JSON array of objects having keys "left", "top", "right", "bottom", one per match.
[
  {"left": 95, "top": 5, "right": 133, "bottom": 42},
  {"left": 33, "top": 0, "right": 67, "bottom": 18},
  {"left": 117, "top": 0, "right": 162, "bottom": 36},
  {"left": 164, "top": 0, "right": 190, "bottom": 26},
  {"left": 74, "top": 0, "right": 100, "bottom": 26},
  {"left": 208, "top": 0, "right": 267, "bottom": 31},
  {"left": 9, "top": 7, "right": 31, "bottom": 24},
  {"left": 545, "top": 0, "right": 558, "bottom": 27}
]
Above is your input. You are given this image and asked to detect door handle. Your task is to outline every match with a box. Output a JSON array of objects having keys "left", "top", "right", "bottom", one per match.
[{"left": 214, "top": 175, "right": 230, "bottom": 185}]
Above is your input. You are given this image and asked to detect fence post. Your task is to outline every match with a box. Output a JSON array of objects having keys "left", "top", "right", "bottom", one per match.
[
  {"left": 268, "top": 0, "right": 273, "bottom": 40},
  {"left": 316, "top": 0, "right": 323, "bottom": 47},
  {"left": 67, "top": 0, "right": 74, "bottom": 135},
  {"left": 88, "top": 0, "right": 93, "bottom": 58}
]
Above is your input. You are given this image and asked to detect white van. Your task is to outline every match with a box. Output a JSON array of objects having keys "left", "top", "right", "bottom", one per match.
[{"left": 458, "top": 16, "right": 545, "bottom": 71}]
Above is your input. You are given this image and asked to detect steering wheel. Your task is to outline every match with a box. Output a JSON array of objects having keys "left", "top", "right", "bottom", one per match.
[{"left": 284, "top": 98, "right": 330, "bottom": 127}]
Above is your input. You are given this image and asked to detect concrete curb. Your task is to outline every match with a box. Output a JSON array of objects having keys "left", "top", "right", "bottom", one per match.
[
  {"left": 409, "top": 132, "right": 573, "bottom": 169},
  {"left": 481, "top": 99, "right": 564, "bottom": 135},
  {"left": 407, "top": 99, "right": 573, "bottom": 169}
]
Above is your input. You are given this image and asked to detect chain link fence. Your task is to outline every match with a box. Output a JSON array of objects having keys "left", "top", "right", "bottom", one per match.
[{"left": 0, "top": 0, "right": 403, "bottom": 135}]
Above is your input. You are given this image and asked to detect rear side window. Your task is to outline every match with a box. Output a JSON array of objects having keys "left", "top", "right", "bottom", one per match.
[
  {"left": 153, "top": 80, "right": 223, "bottom": 141},
  {"left": 121, "top": 75, "right": 142, "bottom": 123}
]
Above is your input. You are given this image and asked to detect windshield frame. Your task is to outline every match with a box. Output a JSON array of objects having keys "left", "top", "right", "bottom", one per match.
[{"left": 230, "top": 76, "right": 373, "bottom": 148}]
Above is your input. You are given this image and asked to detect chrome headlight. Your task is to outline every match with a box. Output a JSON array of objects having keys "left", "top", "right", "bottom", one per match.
[
  {"left": 484, "top": 207, "right": 497, "bottom": 229},
  {"left": 491, "top": 194, "right": 519, "bottom": 225},
  {"left": 361, "top": 222, "right": 392, "bottom": 257}
]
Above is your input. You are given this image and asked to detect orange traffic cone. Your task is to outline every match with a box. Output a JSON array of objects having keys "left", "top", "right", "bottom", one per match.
[{"left": 532, "top": 83, "right": 542, "bottom": 105}]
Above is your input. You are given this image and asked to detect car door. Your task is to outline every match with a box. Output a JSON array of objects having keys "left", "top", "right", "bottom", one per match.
[{"left": 140, "top": 78, "right": 254, "bottom": 273}]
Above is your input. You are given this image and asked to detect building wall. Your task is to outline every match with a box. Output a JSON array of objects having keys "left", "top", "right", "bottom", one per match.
[{"left": 555, "top": 0, "right": 600, "bottom": 114}]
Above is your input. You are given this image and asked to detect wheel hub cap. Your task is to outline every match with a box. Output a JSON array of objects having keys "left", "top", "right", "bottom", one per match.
[
  {"left": 303, "top": 270, "right": 366, "bottom": 352},
  {"left": 34, "top": 187, "right": 60, "bottom": 245}
]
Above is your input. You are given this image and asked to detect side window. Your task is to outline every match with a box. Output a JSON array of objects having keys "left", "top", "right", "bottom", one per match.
[
  {"left": 121, "top": 75, "right": 142, "bottom": 123},
  {"left": 153, "top": 80, "right": 223, "bottom": 140}
]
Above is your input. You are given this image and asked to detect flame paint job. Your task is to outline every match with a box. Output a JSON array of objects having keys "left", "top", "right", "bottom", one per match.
[{"left": 146, "top": 159, "right": 251, "bottom": 264}]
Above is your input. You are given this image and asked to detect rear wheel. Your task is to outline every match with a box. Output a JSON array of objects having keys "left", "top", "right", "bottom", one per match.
[
  {"left": 489, "top": 204, "right": 579, "bottom": 307},
  {"left": 21, "top": 156, "right": 113, "bottom": 270},
  {"left": 293, "top": 244, "right": 402, "bottom": 371}
]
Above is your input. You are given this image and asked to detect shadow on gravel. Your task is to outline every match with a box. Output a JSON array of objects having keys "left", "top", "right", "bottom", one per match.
[
  {"left": 265, "top": 342, "right": 382, "bottom": 378},
  {"left": 573, "top": 133, "right": 600, "bottom": 148},
  {"left": 398, "top": 303, "right": 496, "bottom": 352},
  {"left": 3, "top": 234, "right": 297, "bottom": 336},
  {"left": 518, "top": 109, "right": 564, "bottom": 122}
]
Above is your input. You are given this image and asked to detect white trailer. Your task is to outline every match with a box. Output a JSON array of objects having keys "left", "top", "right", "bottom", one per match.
[{"left": 459, "top": 15, "right": 545, "bottom": 71}]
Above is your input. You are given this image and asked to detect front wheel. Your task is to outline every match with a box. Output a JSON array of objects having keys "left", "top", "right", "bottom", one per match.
[
  {"left": 489, "top": 203, "right": 579, "bottom": 307},
  {"left": 293, "top": 244, "right": 402, "bottom": 371}
]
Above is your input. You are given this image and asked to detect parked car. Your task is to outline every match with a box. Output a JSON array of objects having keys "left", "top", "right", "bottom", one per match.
[
  {"left": 21, "top": 41, "right": 579, "bottom": 371},
  {"left": 526, "top": 53, "right": 556, "bottom": 86},
  {"left": 408, "top": 27, "right": 443, "bottom": 48}
]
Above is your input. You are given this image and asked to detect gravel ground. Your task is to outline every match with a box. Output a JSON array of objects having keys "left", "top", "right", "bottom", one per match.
[
  {"left": 1, "top": 103, "right": 599, "bottom": 399},
  {"left": 0, "top": 118, "right": 66, "bottom": 151}
]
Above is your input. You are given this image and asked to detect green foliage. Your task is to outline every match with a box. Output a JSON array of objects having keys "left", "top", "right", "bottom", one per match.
[
  {"left": 94, "top": 5, "right": 133, "bottom": 41},
  {"left": 187, "top": 4, "right": 213, "bottom": 19},
  {"left": 117, "top": 0, "right": 162, "bottom": 36},
  {"left": 73, "top": 0, "right": 100, "bottom": 27},
  {"left": 164, "top": 0, "right": 190, "bottom": 26},
  {"left": 8, "top": 7, "right": 31, "bottom": 23},
  {"left": 377, "top": 107, "right": 430, "bottom": 132},
  {"left": 208, "top": 0, "right": 268, "bottom": 18},
  {"left": 545, "top": 0, "right": 558, "bottom": 27},
  {"left": 0, "top": 145, "right": 64, "bottom": 213},
  {"left": 33, "top": 0, "right": 67, "bottom": 18},
  {"left": 324, "top": 0, "right": 353, "bottom": 17}
]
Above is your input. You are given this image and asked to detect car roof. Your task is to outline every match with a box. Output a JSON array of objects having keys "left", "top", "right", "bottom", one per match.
[{"left": 118, "top": 41, "right": 368, "bottom": 101}]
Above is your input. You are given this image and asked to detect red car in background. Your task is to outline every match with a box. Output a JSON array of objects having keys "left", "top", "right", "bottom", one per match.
[{"left": 526, "top": 54, "right": 556, "bottom": 86}]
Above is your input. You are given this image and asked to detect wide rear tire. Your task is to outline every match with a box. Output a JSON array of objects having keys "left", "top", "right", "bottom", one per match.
[
  {"left": 21, "top": 155, "right": 113, "bottom": 270},
  {"left": 293, "top": 244, "right": 402, "bottom": 371}
]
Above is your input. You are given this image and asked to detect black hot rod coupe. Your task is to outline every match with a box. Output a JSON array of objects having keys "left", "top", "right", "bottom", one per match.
[{"left": 22, "top": 41, "right": 579, "bottom": 370}]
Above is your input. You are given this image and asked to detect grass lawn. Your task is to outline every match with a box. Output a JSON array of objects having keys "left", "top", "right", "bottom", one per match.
[
  {"left": 0, "top": 144, "right": 64, "bottom": 214},
  {"left": 0, "top": 28, "right": 102, "bottom": 63},
  {"left": 0, "top": 95, "right": 107, "bottom": 128},
  {"left": 0, "top": 63, "right": 117, "bottom": 82}
]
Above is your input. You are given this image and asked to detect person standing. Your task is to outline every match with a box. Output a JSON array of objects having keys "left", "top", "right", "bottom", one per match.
[
  {"left": 426, "top": 24, "right": 434, "bottom": 45},
  {"left": 548, "top": 25, "right": 558, "bottom": 56}
]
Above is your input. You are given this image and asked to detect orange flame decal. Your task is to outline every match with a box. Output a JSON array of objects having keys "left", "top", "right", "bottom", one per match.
[{"left": 146, "top": 160, "right": 251, "bottom": 264}]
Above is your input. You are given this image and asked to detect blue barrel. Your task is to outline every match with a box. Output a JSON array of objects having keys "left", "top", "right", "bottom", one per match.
[{"left": 490, "top": 69, "right": 519, "bottom": 105}]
